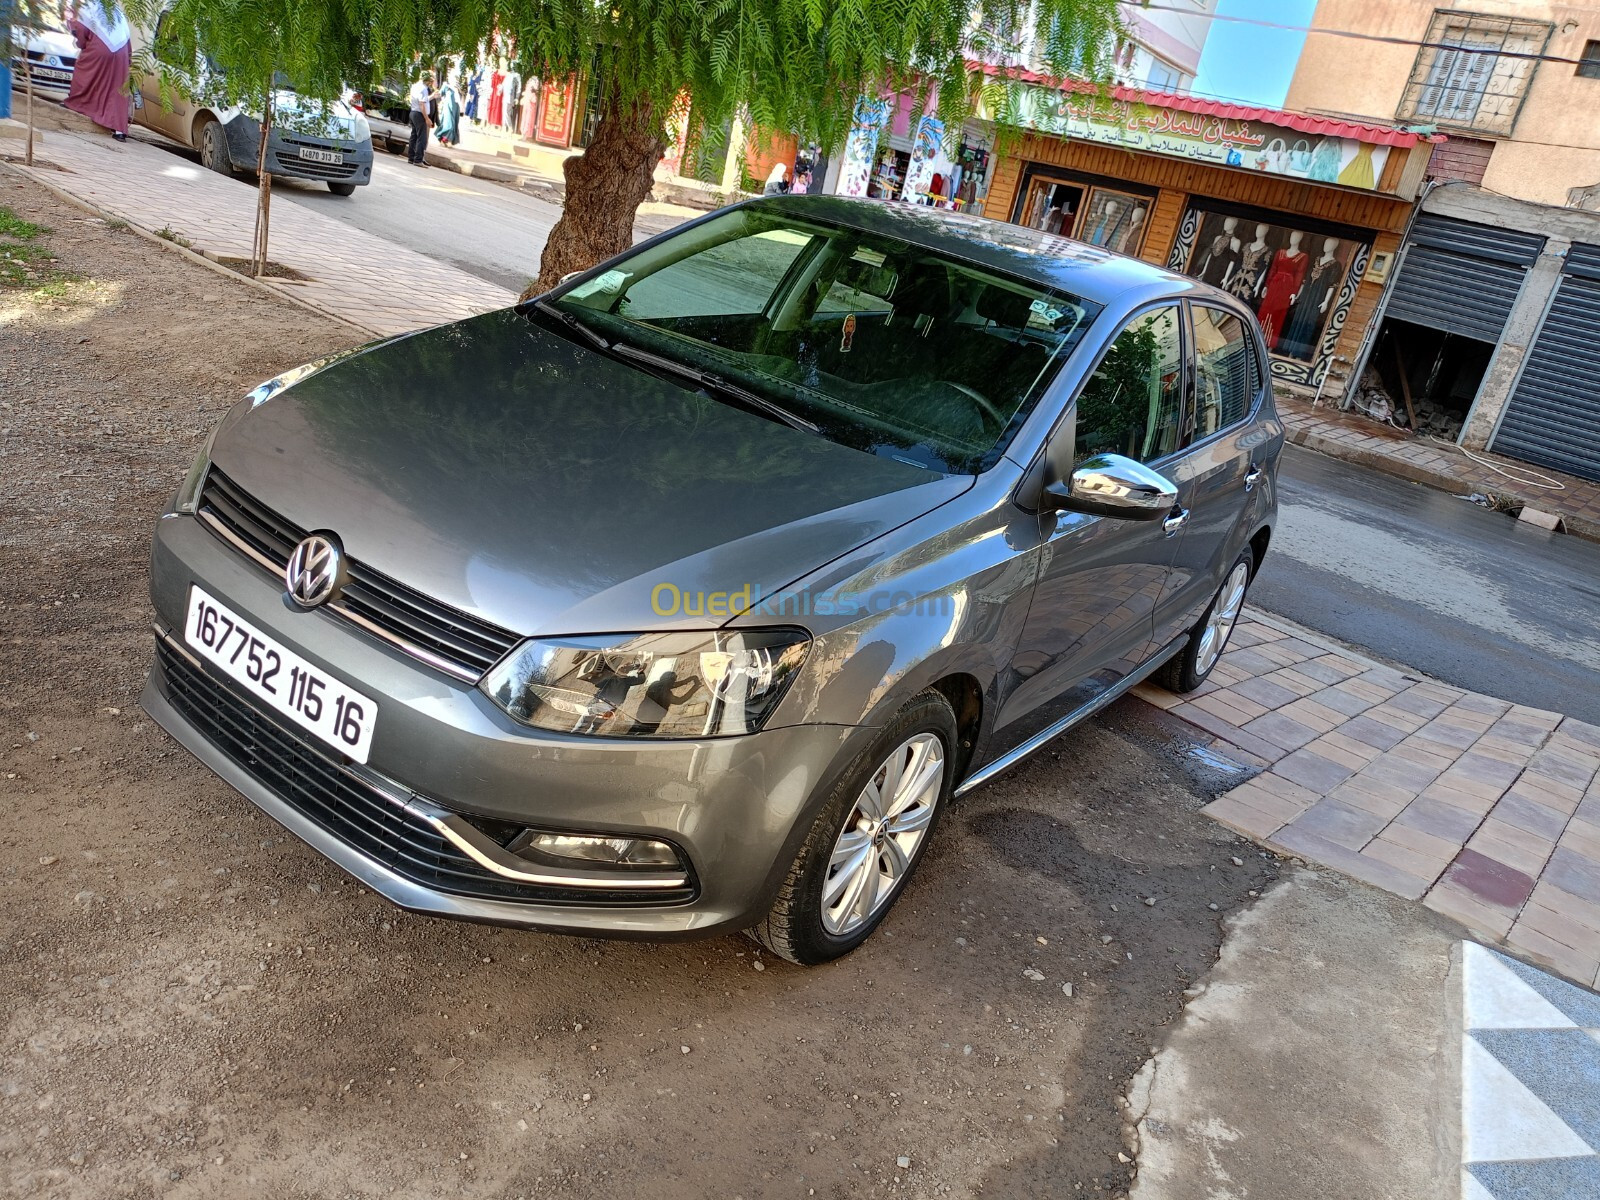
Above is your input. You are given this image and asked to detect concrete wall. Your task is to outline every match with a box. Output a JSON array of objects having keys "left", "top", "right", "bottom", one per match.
[
  {"left": 1285, "top": 0, "right": 1600, "bottom": 207},
  {"left": 1119, "top": 0, "right": 1220, "bottom": 87}
]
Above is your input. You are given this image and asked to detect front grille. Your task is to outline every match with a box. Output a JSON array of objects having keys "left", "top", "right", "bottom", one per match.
[
  {"left": 157, "top": 641, "right": 696, "bottom": 907},
  {"left": 198, "top": 469, "right": 520, "bottom": 680}
]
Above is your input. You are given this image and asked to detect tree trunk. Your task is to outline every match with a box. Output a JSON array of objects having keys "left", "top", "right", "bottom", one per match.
[
  {"left": 252, "top": 97, "right": 274, "bottom": 277},
  {"left": 525, "top": 95, "right": 664, "bottom": 299}
]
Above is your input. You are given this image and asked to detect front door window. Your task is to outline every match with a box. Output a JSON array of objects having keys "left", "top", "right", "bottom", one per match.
[{"left": 1073, "top": 305, "right": 1185, "bottom": 464}]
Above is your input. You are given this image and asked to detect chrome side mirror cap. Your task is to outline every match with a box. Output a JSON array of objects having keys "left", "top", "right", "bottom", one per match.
[{"left": 1045, "top": 453, "right": 1177, "bottom": 521}]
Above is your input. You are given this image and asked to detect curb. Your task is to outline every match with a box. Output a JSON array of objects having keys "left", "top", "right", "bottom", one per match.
[
  {"left": 1, "top": 159, "right": 379, "bottom": 340},
  {"left": 1285, "top": 424, "right": 1600, "bottom": 545}
]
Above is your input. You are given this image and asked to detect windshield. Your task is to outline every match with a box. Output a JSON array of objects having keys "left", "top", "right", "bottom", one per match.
[{"left": 549, "top": 208, "right": 1102, "bottom": 474}]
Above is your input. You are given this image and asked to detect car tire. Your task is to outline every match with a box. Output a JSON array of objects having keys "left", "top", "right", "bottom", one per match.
[
  {"left": 748, "top": 690, "right": 957, "bottom": 966},
  {"left": 327, "top": 182, "right": 358, "bottom": 196},
  {"left": 1158, "top": 545, "right": 1255, "bottom": 694},
  {"left": 198, "top": 119, "right": 231, "bottom": 176}
]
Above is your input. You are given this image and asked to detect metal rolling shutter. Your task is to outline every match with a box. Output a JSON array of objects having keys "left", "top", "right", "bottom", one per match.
[
  {"left": 1384, "top": 215, "right": 1545, "bottom": 342},
  {"left": 1490, "top": 244, "right": 1600, "bottom": 482}
]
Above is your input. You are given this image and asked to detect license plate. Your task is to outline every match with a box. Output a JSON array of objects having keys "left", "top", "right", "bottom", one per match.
[
  {"left": 184, "top": 585, "right": 377, "bottom": 763},
  {"left": 297, "top": 147, "right": 343, "bottom": 164}
]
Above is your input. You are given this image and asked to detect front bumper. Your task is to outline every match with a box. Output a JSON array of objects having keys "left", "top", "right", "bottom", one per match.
[{"left": 143, "top": 512, "right": 857, "bottom": 938}]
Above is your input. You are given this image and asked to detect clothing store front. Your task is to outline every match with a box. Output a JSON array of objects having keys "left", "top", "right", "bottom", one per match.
[
  {"left": 459, "top": 64, "right": 592, "bottom": 149},
  {"left": 978, "top": 79, "right": 1436, "bottom": 392}
]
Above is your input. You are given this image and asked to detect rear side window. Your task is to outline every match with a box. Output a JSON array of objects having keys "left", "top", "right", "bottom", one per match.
[
  {"left": 1191, "top": 306, "right": 1257, "bottom": 436},
  {"left": 1073, "top": 305, "right": 1185, "bottom": 464}
]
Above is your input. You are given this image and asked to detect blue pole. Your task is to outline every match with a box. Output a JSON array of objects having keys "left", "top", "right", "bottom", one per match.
[{"left": 1, "top": 0, "right": 14, "bottom": 120}]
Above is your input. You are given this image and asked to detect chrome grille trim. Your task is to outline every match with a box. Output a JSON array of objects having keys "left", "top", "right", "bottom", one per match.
[{"left": 195, "top": 469, "right": 520, "bottom": 682}]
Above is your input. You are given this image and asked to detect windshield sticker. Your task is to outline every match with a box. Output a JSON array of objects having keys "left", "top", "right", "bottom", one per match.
[
  {"left": 1030, "top": 298, "right": 1065, "bottom": 324},
  {"left": 568, "top": 270, "right": 628, "bottom": 299},
  {"left": 840, "top": 313, "right": 857, "bottom": 353}
]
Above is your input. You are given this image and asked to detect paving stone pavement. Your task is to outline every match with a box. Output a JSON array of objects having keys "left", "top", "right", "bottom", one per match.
[
  {"left": 1137, "top": 613, "right": 1600, "bottom": 992},
  {"left": 1460, "top": 941, "right": 1600, "bottom": 1199},
  {"left": 12, "top": 125, "right": 515, "bottom": 337}
]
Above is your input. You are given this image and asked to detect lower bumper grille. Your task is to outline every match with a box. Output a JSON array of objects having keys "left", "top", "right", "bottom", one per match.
[{"left": 156, "top": 640, "right": 696, "bottom": 907}]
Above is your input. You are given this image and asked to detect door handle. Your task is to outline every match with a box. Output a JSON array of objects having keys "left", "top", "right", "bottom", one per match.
[
  {"left": 1244, "top": 463, "right": 1264, "bottom": 492},
  {"left": 1162, "top": 507, "right": 1189, "bottom": 536}
]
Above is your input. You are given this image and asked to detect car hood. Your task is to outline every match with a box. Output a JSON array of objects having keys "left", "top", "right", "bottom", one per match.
[{"left": 212, "top": 309, "right": 973, "bottom": 637}]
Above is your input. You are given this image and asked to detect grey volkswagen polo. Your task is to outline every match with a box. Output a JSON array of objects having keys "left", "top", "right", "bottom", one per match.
[{"left": 143, "top": 196, "right": 1280, "bottom": 964}]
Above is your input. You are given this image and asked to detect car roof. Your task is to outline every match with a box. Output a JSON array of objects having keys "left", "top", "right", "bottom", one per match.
[{"left": 748, "top": 194, "right": 1228, "bottom": 312}]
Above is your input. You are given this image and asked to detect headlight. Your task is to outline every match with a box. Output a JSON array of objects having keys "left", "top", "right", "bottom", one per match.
[
  {"left": 481, "top": 629, "right": 810, "bottom": 738},
  {"left": 173, "top": 424, "right": 219, "bottom": 514}
]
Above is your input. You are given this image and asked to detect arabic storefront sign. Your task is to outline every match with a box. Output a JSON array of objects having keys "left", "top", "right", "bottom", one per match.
[{"left": 991, "top": 86, "right": 1390, "bottom": 192}]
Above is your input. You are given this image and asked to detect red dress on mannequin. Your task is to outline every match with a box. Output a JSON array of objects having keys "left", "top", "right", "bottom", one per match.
[
  {"left": 487, "top": 70, "right": 506, "bottom": 127},
  {"left": 1257, "top": 249, "right": 1308, "bottom": 347}
]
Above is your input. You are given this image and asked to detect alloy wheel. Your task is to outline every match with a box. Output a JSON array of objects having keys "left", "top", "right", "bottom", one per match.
[
  {"left": 820, "top": 732, "right": 945, "bottom": 937},
  {"left": 1195, "top": 560, "right": 1250, "bottom": 675}
]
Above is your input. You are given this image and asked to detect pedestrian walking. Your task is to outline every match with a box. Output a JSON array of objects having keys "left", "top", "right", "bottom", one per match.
[
  {"left": 64, "top": 1, "right": 133, "bottom": 142},
  {"left": 407, "top": 70, "right": 437, "bottom": 166},
  {"left": 762, "top": 162, "right": 790, "bottom": 196}
]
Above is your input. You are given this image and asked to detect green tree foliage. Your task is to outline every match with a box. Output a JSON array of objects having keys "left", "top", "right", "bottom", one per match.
[{"left": 128, "top": 1, "right": 1122, "bottom": 287}]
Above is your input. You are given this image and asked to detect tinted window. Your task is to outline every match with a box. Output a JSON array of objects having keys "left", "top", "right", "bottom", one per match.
[
  {"left": 1192, "top": 306, "right": 1256, "bottom": 436},
  {"left": 555, "top": 208, "right": 1102, "bottom": 473},
  {"left": 1073, "top": 306, "right": 1184, "bottom": 464}
]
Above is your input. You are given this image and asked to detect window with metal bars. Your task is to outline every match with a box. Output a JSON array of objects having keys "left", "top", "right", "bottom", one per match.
[
  {"left": 1397, "top": 9, "right": 1553, "bottom": 137},
  {"left": 1579, "top": 40, "right": 1600, "bottom": 80}
]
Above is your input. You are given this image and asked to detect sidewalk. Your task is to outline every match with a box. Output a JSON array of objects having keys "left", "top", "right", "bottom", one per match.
[
  {"left": 10, "top": 124, "right": 515, "bottom": 337},
  {"left": 1138, "top": 612, "right": 1600, "bottom": 992},
  {"left": 1278, "top": 391, "right": 1600, "bottom": 542}
]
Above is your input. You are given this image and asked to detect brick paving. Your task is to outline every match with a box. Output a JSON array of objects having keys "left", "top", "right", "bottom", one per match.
[
  {"left": 14, "top": 126, "right": 515, "bottom": 337},
  {"left": 1138, "top": 614, "right": 1600, "bottom": 991},
  {"left": 1279, "top": 391, "right": 1600, "bottom": 543}
]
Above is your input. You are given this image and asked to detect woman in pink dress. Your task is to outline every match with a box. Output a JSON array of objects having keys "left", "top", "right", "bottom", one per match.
[{"left": 64, "top": 2, "right": 132, "bottom": 141}]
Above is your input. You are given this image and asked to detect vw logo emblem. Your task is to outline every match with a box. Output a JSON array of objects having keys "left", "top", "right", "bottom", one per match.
[{"left": 284, "top": 534, "right": 345, "bottom": 608}]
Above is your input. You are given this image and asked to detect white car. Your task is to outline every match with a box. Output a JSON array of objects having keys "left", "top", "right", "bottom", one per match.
[{"left": 9, "top": 19, "right": 78, "bottom": 101}]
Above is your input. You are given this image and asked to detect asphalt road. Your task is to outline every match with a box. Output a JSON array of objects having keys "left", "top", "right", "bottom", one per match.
[
  {"left": 1254, "top": 444, "right": 1600, "bottom": 725},
  {"left": 268, "top": 147, "right": 688, "bottom": 295}
]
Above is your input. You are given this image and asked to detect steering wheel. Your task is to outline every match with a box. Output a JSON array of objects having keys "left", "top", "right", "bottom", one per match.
[{"left": 944, "top": 381, "right": 1007, "bottom": 429}]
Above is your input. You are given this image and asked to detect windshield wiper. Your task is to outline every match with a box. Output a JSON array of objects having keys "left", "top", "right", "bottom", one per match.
[
  {"left": 530, "top": 298, "right": 610, "bottom": 351},
  {"left": 606, "top": 342, "right": 819, "bottom": 435}
]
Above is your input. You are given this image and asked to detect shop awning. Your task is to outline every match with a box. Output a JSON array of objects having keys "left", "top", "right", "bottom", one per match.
[{"left": 971, "top": 63, "right": 1439, "bottom": 149}]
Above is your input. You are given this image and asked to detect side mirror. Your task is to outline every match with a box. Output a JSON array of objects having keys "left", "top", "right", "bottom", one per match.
[{"left": 1044, "top": 453, "right": 1177, "bottom": 521}]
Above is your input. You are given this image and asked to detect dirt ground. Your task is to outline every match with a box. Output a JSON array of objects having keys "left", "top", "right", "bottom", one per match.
[{"left": 0, "top": 168, "right": 1279, "bottom": 1200}]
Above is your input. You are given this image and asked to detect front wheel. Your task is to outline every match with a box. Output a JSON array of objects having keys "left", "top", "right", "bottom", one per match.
[
  {"left": 198, "top": 118, "right": 231, "bottom": 175},
  {"left": 749, "top": 691, "right": 956, "bottom": 965},
  {"left": 1158, "top": 546, "right": 1254, "bottom": 694},
  {"left": 327, "top": 182, "right": 357, "bottom": 196}
]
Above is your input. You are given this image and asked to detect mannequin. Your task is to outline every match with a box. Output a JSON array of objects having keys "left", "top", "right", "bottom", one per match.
[
  {"left": 1195, "top": 216, "right": 1241, "bottom": 287},
  {"left": 1088, "top": 199, "right": 1123, "bottom": 247},
  {"left": 1257, "top": 230, "right": 1309, "bottom": 347},
  {"left": 1113, "top": 207, "right": 1145, "bottom": 254},
  {"left": 1229, "top": 223, "right": 1271, "bottom": 304},
  {"left": 1281, "top": 237, "right": 1344, "bottom": 358}
]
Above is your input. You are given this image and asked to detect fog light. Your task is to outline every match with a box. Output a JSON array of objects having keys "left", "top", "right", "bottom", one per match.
[{"left": 511, "top": 831, "right": 681, "bottom": 869}]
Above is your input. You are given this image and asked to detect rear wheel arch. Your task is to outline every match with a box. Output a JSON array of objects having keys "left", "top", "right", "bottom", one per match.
[{"left": 1248, "top": 523, "right": 1272, "bottom": 575}]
